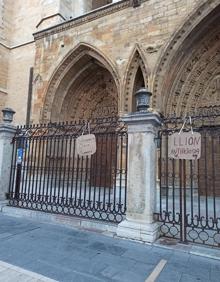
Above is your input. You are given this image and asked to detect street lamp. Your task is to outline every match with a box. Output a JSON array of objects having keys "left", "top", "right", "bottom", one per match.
[{"left": 135, "top": 87, "right": 152, "bottom": 112}]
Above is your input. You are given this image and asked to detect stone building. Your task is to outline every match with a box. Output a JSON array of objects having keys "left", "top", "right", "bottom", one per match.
[
  {"left": 0, "top": 0, "right": 219, "bottom": 124},
  {"left": 1, "top": 0, "right": 220, "bottom": 246}
]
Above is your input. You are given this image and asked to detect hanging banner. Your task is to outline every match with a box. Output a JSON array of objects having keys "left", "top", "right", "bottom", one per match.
[
  {"left": 168, "top": 132, "right": 201, "bottom": 160},
  {"left": 76, "top": 134, "right": 96, "bottom": 157}
]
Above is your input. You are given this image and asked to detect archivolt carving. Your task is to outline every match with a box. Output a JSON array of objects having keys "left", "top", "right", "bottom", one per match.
[
  {"left": 41, "top": 43, "right": 119, "bottom": 123},
  {"left": 152, "top": 0, "right": 220, "bottom": 112},
  {"left": 167, "top": 30, "right": 220, "bottom": 115},
  {"left": 123, "top": 45, "right": 149, "bottom": 113},
  {"left": 61, "top": 68, "right": 118, "bottom": 121},
  {"left": 200, "top": 75, "right": 220, "bottom": 107}
]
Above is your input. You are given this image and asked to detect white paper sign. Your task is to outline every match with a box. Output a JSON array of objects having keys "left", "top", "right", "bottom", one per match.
[
  {"left": 168, "top": 132, "right": 201, "bottom": 160},
  {"left": 76, "top": 134, "right": 96, "bottom": 157}
]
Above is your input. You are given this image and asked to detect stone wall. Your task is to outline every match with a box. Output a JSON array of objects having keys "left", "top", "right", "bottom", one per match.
[
  {"left": 0, "top": 0, "right": 12, "bottom": 45},
  {"left": 0, "top": 0, "right": 114, "bottom": 124},
  {"left": 6, "top": 45, "right": 35, "bottom": 123},
  {"left": 0, "top": 44, "right": 8, "bottom": 120},
  {"left": 0, "top": 0, "right": 219, "bottom": 124},
  {"left": 0, "top": 0, "right": 89, "bottom": 124},
  {"left": 0, "top": 0, "right": 42, "bottom": 124},
  {"left": 0, "top": 0, "right": 11, "bottom": 119},
  {"left": 32, "top": 0, "right": 210, "bottom": 123}
]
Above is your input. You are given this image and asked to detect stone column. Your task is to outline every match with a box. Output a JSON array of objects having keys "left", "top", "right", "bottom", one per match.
[
  {"left": 0, "top": 108, "right": 16, "bottom": 201},
  {"left": 117, "top": 111, "right": 161, "bottom": 243}
]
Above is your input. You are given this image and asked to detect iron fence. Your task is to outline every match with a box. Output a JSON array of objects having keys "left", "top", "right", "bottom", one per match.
[
  {"left": 8, "top": 117, "right": 128, "bottom": 223},
  {"left": 155, "top": 106, "right": 220, "bottom": 247}
]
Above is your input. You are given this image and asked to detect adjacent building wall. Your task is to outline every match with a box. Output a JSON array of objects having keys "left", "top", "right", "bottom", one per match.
[
  {"left": 0, "top": 0, "right": 97, "bottom": 124},
  {"left": 4, "top": 0, "right": 45, "bottom": 124},
  {"left": 0, "top": 0, "right": 13, "bottom": 120}
]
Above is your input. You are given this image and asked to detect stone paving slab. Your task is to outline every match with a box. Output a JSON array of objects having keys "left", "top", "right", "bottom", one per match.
[
  {"left": 0, "top": 260, "right": 57, "bottom": 282},
  {"left": 0, "top": 213, "right": 220, "bottom": 281},
  {"left": 155, "top": 237, "right": 220, "bottom": 261}
]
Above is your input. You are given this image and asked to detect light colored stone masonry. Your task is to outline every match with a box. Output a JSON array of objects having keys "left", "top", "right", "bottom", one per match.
[
  {"left": 0, "top": 44, "right": 8, "bottom": 89},
  {"left": 0, "top": 0, "right": 12, "bottom": 117},
  {"left": 0, "top": 0, "right": 114, "bottom": 124},
  {"left": 0, "top": 0, "right": 218, "bottom": 124},
  {"left": 6, "top": 45, "right": 35, "bottom": 123},
  {"left": 32, "top": 0, "right": 209, "bottom": 124}
]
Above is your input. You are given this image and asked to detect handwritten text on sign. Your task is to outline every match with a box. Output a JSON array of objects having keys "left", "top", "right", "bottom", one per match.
[
  {"left": 76, "top": 134, "right": 96, "bottom": 157},
  {"left": 168, "top": 132, "right": 201, "bottom": 160}
]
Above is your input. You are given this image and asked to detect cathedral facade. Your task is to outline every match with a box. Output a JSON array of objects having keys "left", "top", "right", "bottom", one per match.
[
  {"left": 0, "top": 0, "right": 219, "bottom": 123},
  {"left": 1, "top": 0, "right": 220, "bottom": 246}
]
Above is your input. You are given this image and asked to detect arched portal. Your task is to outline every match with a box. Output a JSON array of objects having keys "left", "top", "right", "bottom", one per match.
[
  {"left": 41, "top": 44, "right": 121, "bottom": 193},
  {"left": 153, "top": 1, "right": 220, "bottom": 115},
  {"left": 60, "top": 66, "right": 117, "bottom": 121},
  {"left": 155, "top": 3, "right": 220, "bottom": 228},
  {"left": 42, "top": 43, "right": 119, "bottom": 123}
]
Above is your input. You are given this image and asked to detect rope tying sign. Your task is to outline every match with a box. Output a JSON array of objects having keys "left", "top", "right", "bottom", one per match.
[{"left": 76, "top": 122, "right": 97, "bottom": 157}]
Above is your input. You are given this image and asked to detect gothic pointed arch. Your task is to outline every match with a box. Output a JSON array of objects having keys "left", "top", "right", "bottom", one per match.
[
  {"left": 41, "top": 43, "right": 120, "bottom": 123},
  {"left": 152, "top": 0, "right": 220, "bottom": 115},
  {"left": 123, "top": 45, "right": 149, "bottom": 113}
]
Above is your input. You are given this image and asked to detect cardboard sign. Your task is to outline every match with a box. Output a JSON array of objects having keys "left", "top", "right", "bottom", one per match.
[
  {"left": 76, "top": 134, "right": 96, "bottom": 157},
  {"left": 168, "top": 132, "right": 201, "bottom": 160}
]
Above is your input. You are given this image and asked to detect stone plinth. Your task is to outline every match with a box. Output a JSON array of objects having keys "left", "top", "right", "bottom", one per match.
[
  {"left": 117, "top": 111, "right": 161, "bottom": 243},
  {"left": 0, "top": 124, "right": 16, "bottom": 200}
]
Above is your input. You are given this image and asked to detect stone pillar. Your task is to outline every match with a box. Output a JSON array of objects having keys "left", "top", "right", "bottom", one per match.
[
  {"left": 117, "top": 111, "right": 161, "bottom": 243},
  {"left": 0, "top": 108, "right": 16, "bottom": 201}
]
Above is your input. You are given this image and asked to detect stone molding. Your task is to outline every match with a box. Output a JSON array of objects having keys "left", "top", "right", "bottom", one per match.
[
  {"left": 152, "top": 0, "right": 220, "bottom": 110},
  {"left": 122, "top": 111, "right": 162, "bottom": 133},
  {"left": 62, "top": 68, "right": 118, "bottom": 121},
  {"left": 167, "top": 29, "right": 220, "bottom": 115},
  {"left": 41, "top": 43, "right": 120, "bottom": 123},
  {"left": 36, "top": 13, "right": 66, "bottom": 29},
  {"left": 33, "top": 0, "right": 148, "bottom": 40},
  {"left": 123, "top": 44, "right": 149, "bottom": 113},
  {"left": 0, "top": 123, "right": 17, "bottom": 135},
  {"left": 0, "top": 88, "right": 8, "bottom": 95}
]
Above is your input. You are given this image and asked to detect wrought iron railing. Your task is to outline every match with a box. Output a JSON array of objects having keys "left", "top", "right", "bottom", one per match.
[
  {"left": 155, "top": 106, "right": 220, "bottom": 247},
  {"left": 8, "top": 117, "right": 128, "bottom": 223}
]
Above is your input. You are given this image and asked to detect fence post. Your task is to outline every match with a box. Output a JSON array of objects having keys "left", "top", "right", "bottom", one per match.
[
  {"left": 0, "top": 108, "right": 16, "bottom": 201},
  {"left": 117, "top": 111, "right": 161, "bottom": 243}
]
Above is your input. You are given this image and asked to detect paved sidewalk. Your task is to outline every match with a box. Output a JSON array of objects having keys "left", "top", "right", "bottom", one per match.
[
  {"left": 0, "top": 260, "right": 56, "bottom": 282},
  {"left": 0, "top": 214, "right": 220, "bottom": 282}
]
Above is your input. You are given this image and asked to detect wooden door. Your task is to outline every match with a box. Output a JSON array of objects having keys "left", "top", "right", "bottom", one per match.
[{"left": 90, "top": 134, "right": 117, "bottom": 188}]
